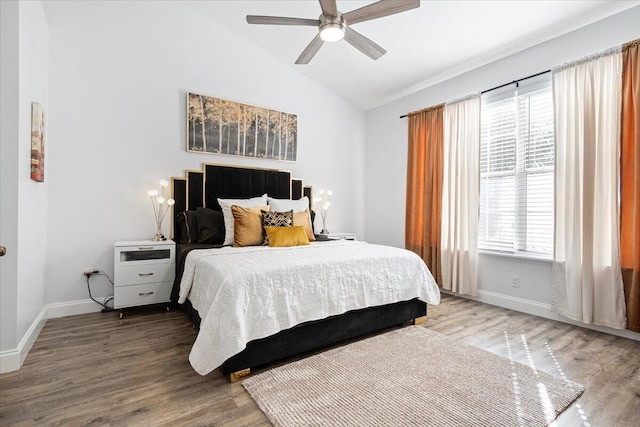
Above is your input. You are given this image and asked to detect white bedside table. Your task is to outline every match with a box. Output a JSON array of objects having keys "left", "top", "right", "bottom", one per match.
[
  {"left": 113, "top": 240, "right": 175, "bottom": 318},
  {"left": 315, "top": 232, "right": 357, "bottom": 241}
]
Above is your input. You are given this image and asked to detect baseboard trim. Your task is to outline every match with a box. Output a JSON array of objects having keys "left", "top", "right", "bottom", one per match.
[
  {"left": 0, "top": 305, "right": 47, "bottom": 373},
  {"left": 1, "top": 299, "right": 105, "bottom": 373},
  {"left": 441, "top": 289, "right": 640, "bottom": 341},
  {"left": 46, "top": 299, "right": 104, "bottom": 319},
  {"left": 0, "top": 349, "right": 20, "bottom": 373}
]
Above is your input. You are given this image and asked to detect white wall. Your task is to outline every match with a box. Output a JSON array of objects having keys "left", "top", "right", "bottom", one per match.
[
  {"left": 365, "top": 7, "right": 640, "bottom": 333},
  {"left": 16, "top": 0, "right": 49, "bottom": 348},
  {"left": 0, "top": 0, "right": 49, "bottom": 370},
  {"left": 42, "top": 0, "right": 366, "bottom": 305},
  {"left": 0, "top": 0, "right": 21, "bottom": 354}
]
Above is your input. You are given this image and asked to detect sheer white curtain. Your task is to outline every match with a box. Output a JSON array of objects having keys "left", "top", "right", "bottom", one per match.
[
  {"left": 552, "top": 48, "right": 627, "bottom": 329},
  {"left": 441, "top": 96, "right": 480, "bottom": 296}
]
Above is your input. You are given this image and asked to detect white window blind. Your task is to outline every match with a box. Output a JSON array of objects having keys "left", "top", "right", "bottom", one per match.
[{"left": 479, "top": 74, "right": 554, "bottom": 257}]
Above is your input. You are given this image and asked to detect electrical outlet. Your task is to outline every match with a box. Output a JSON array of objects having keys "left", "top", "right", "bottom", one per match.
[{"left": 511, "top": 275, "right": 520, "bottom": 288}]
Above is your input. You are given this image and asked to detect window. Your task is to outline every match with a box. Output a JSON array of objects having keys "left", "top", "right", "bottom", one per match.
[{"left": 479, "top": 74, "right": 554, "bottom": 257}]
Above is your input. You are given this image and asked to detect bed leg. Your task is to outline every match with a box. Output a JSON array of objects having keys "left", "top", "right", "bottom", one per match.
[
  {"left": 412, "top": 316, "right": 426, "bottom": 325},
  {"left": 229, "top": 368, "right": 251, "bottom": 383}
]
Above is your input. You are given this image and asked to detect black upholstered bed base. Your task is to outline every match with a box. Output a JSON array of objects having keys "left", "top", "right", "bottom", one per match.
[
  {"left": 173, "top": 243, "right": 427, "bottom": 377},
  {"left": 180, "top": 297, "right": 426, "bottom": 376}
]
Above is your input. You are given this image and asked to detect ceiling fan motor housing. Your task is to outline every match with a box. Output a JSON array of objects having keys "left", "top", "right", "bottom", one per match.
[{"left": 319, "top": 14, "right": 346, "bottom": 42}]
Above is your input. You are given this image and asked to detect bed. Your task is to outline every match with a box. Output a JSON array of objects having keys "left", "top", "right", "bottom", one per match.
[{"left": 170, "top": 164, "right": 440, "bottom": 381}]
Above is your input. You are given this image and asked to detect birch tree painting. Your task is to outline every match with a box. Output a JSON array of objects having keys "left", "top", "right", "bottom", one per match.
[{"left": 187, "top": 92, "right": 297, "bottom": 162}]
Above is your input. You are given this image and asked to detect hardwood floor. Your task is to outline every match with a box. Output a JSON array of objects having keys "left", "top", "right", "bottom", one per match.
[{"left": 1, "top": 295, "right": 638, "bottom": 426}]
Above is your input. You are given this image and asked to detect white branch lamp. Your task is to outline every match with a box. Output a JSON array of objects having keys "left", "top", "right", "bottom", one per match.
[
  {"left": 314, "top": 189, "right": 332, "bottom": 235},
  {"left": 148, "top": 179, "right": 175, "bottom": 241}
]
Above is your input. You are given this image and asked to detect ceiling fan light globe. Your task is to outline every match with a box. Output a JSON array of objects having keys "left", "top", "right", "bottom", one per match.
[{"left": 320, "top": 24, "right": 344, "bottom": 42}]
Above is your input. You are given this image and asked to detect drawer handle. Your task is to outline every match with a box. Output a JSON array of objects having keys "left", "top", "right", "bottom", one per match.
[
  {"left": 138, "top": 246, "right": 154, "bottom": 250},
  {"left": 138, "top": 291, "right": 154, "bottom": 296},
  {"left": 138, "top": 272, "right": 154, "bottom": 277}
]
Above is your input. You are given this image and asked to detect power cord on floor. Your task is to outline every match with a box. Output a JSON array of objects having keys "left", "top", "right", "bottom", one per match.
[{"left": 85, "top": 270, "right": 115, "bottom": 312}]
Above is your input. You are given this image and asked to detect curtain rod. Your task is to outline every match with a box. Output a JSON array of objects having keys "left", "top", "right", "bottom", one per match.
[{"left": 399, "top": 69, "right": 551, "bottom": 119}]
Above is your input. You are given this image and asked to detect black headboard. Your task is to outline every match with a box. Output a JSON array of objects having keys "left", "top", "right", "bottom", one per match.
[{"left": 171, "top": 164, "right": 312, "bottom": 241}]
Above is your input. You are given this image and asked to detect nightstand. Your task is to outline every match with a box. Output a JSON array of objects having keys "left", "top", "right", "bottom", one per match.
[
  {"left": 113, "top": 240, "right": 175, "bottom": 318},
  {"left": 315, "top": 232, "right": 357, "bottom": 241}
]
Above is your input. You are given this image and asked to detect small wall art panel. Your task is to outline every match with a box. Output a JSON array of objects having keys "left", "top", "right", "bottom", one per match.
[
  {"left": 31, "top": 102, "right": 45, "bottom": 182},
  {"left": 187, "top": 93, "right": 297, "bottom": 162}
]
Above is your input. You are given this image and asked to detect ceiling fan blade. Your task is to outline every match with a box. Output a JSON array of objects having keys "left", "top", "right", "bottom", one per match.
[
  {"left": 343, "top": 27, "right": 386, "bottom": 60},
  {"left": 343, "top": 0, "right": 420, "bottom": 25},
  {"left": 246, "top": 16, "right": 321, "bottom": 26},
  {"left": 318, "top": 0, "right": 338, "bottom": 18},
  {"left": 295, "top": 34, "right": 324, "bottom": 64}
]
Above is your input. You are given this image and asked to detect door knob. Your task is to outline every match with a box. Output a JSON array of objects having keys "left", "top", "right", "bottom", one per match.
[{"left": 0, "top": 246, "right": 6, "bottom": 256}]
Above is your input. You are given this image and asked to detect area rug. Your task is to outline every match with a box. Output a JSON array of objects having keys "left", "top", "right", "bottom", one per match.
[{"left": 242, "top": 326, "right": 584, "bottom": 427}]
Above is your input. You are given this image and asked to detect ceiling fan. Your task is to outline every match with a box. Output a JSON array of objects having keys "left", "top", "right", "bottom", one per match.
[{"left": 246, "top": 0, "right": 420, "bottom": 64}]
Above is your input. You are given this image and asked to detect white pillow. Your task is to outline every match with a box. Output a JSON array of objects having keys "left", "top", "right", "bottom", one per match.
[
  {"left": 218, "top": 194, "right": 268, "bottom": 245},
  {"left": 267, "top": 196, "right": 310, "bottom": 213}
]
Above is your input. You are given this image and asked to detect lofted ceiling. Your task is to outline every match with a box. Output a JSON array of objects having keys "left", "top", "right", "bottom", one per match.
[{"left": 186, "top": 0, "right": 639, "bottom": 111}]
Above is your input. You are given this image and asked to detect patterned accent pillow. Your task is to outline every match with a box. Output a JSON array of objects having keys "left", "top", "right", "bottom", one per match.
[{"left": 262, "top": 210, "right": 293, "bottom": 245}]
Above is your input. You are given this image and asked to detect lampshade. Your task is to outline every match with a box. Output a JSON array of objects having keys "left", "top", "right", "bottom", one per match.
[{"left": 320, "top": 24, "right": 344, "bottom": 42}]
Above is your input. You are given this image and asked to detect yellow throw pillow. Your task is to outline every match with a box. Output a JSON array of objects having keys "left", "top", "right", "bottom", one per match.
[
  {"left": 265, "top": 226, "right": 310, "bottom": 247},
  {"left": 293, "top": 209, "right": 316, "bottom": 242},
  {"left": 232, "top": 205, "right": 269, "bottom": 247}
]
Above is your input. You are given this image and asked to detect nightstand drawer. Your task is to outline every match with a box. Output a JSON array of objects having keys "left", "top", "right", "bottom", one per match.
[
  {"left": 114, "top": 243, "right": 175, "bottom": 268},
  {"left": 114, "top": 263, "right": 173, "bottom": 286},
  {"left": 114, "top": 282, "right": 171, "bottom": 309}
]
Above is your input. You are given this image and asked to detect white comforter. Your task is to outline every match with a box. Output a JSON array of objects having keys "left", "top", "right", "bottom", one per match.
[{"left": 179, "top": 240, "right": 440, "bottom": 375}]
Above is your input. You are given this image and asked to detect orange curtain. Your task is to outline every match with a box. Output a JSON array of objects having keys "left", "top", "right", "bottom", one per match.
[
  {"left": 406, "top": 105, "right": 444, "bottom": 286},
  {"left": 621, "top": 39, "right": 640, "bottom": 333}
]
